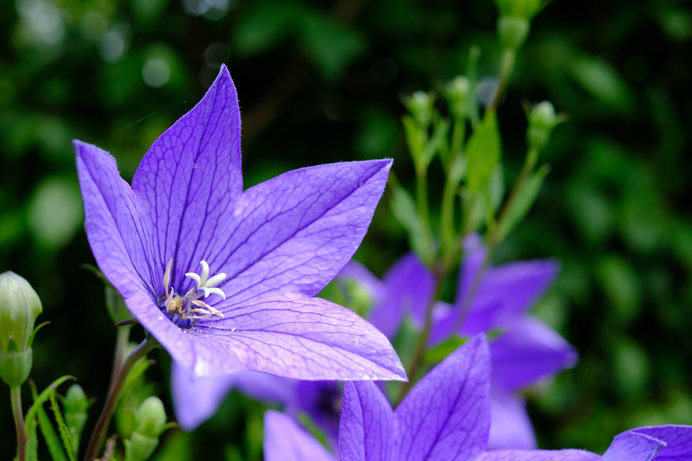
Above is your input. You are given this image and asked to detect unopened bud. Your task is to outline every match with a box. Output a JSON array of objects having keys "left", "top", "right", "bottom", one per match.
[
  {"left": 405, "top": 91, "right": 435, "bottom": 127},
  {"left": 446, "top": 76, "right": 472, "bottom": 120},
  {"left": 64, "top": 384, "right": 89, "bottom": 448},
  {"left": 527, "top": 101, "right": 560, "bottom": 150},
  {"left": 0, "top": 272, "right": 42, "bottom": 386},
  {"left": 135, "top": 396, "right": 166, "bottom": 439}
]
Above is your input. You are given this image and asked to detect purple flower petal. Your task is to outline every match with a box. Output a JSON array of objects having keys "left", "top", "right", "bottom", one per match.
[
  {"left": 171, "top": 363, "right": 293, "bottom": 431},
  {"left": 602, "top": 431, "right": 666, "bottom": 461},
  {"left": 75, "top": 141, "right": 156, "bottom": 294},
  {"left": 167, "top": 294, "right": 405, "bottom": 380},
  {"left": 264, "top": 410, "right": 335, "bottom": 461},
  {"left": 293, "top": 381, "right": 342, "bottom": 446},
  {"left": 610, "top": 426, "right": 692, "bottom": 461},
  {"left": 131, "top": 66, "right": 243, "bottom": 291},
  {"left": 338, "top": 260, "right": 387, "bottom": 305},
  {"left": 487, "top": 390, "right": 536, "bottom": 450},
  {"left": 380, "top": 253, "right": 435, "bottom": 330},
  {"left": 453, "top": 235, "right": 559, "bottom": 335},
  {"left": 339, "top": 381, "right": 395, "bottom": 461},
  {"left": 208, "top": 159, "right": 393, "bottom": 305},
  {"left": 476, "top": 450, "right": 599, "bottom": 461},
  {"left": 394, "top": 335, "right": 490, "bottom": 461},
  {"left": 490, "top": 317, "right": 577, "bottom": 392}
]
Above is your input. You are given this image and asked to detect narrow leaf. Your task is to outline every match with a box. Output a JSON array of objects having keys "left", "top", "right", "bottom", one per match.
[
  {"left": 50, "top": 391, "right": 76, "bottom": 461},
  {"left": 37, "top": 404, "right": 68, "bottom": 461},
  {"left": 25, "top": 376, "right": 75, "bottom": 437},
  {"left": 497, "top": 165, "right": 549, "bottom": 239}
]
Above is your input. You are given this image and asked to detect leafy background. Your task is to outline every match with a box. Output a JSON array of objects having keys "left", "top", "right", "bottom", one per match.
[{"left": 0, "top": 0, "right": 690, "bottom": 459}]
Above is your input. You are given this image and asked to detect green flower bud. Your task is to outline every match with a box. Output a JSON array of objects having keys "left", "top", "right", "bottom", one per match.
[
  {"left": 135, "top": 396, "right": 166, "bottom": 439},
  {"left": 497, "top": 16, "right": 530, "bottom": 51},
  {"left": 0, "top": 272, "right": 42, "bottom": 386},
  {"left": 124, "top": 432, "right": 159, "bottom": 461},
  {"left": 494, "top": 0, "right": 542, "bottom": 19},
  {"left": 446, "top": 76, "right": 472, "bottom": 120},
  {"left": 405, "top": 91, "right": 435, "bottom": 127},
  {"left": 527, "top": 101, "right": 560, "bottom": 151},
  {"left": 64, "top": 384, "right": 89, "bottom": 448}
]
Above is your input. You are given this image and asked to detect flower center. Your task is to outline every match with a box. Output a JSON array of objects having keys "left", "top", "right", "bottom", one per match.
[{"left": 158, "top": 259, "right": 226, "bottom": 329}]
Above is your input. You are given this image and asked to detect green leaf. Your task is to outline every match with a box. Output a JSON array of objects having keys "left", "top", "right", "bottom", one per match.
[
  {"left": 37, "top": 403, "right": 68, "bottom": 461},
  {"left": 50, "top": 391, "right": 76, "bottom": 460},
  {"left": 497, "top": 165, "right": 549, "bottom": 239},
  {"left": 423, "top": 336, "right": 469, "bottom": 365},
  {"left": 390, "top": 185, "right": 429, "bottom": 263},
  {"left": 421, "top": 118, "right": 450, "bottom": 172},
  {"left": 25, "top": 376, "right": 75, "bottom": 437},
  {"left": 466, "top": 111, "right": 501, "bottom": 193}
]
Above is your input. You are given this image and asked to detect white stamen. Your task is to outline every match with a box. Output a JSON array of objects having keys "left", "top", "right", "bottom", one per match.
[
  {"left": 184, "top": 272, "right": 201, "bottom": 286},
  {"left": 202, "top": 287, "right": 226, "bottom": 299},
  {"left": 205, "top": 273, "right": 227, "bottom": 288},
  {"left": 163, "top": 259, "right": 173, "bottom": 296},
  {"left": 199, "top": 260, "right": 210, "bottom": 285}
]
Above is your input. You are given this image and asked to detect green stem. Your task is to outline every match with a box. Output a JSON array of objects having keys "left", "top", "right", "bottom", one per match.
[
  {"left": 11, "top": 385, "right": 26, "bottom": 461},
  {"left": 83, "top": 339, "right": 154, "bottom": 461},
  {"left": 396, "top": 267, "right": 445, "bottom": 404},
  {"left": 489, "top": 48, "right": 516, "bottom": 110},
  {"left": 440, "top": 120, "right": 466, "bottom": 269}
]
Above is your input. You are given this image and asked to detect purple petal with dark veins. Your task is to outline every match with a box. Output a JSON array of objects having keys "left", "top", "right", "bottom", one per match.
[
  {"left": 476, "top": 450, "right": 600, "bottom": 461},
  {"left": 394, "top": 335, "right": 490, "bottom": 461},
  {"left": 204, "top": 159, "right": 392, "bottom": 304},
  {"left": 264, "top": 411, "right": 335, "bottom": 461},
  {"left": 75, "top": 141, "right": 156, "bottom": 294},
  {"left": 490, "top": 317, "right": 577, "bottom": 392},
  {"left": 131, "top": 65, "right": 242, "bottom": 290},
  {"left": 168, "top": 294, "right": 406, "bottom": 380},
  {"left": 487, "top": 389, "right": 536, "bottom": 450},
  {"left": 339, "top": 381, "right": 395, "bottom": 461},
  {"left": 171, "top": 363, "right": 294, "bottom": 431},
  {"left": 610, "top": 426, "right": 692, "bottom": 461},
  {"left": 602, "top": 431, "right": 665, "bottom": 461}
]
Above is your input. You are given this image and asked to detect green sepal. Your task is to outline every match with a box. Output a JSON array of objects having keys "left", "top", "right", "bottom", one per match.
[
  {"left": 125, "top": 432, "right": 159, "bottom": 461},
  {"left": 0, "top": 349, "right": 32, "bottom": 386}
]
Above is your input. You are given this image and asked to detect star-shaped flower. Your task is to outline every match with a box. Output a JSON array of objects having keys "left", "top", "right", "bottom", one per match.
[
  {"left": 74, "top": 65, "right": 405, "bottom": 382},
  {"left": 263, "top": 336, "right": 692, "bottom": 461},
  {"left": 338, "top": 235, "right": 576, "bottom": 449}
]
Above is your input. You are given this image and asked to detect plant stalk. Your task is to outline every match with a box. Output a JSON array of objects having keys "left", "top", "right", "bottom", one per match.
[
  {"left": 11, "top": 385, "right": 27, "bottom": 461},
  {"left": 83, "top": 339, "right": 153, "bottom": 461}
]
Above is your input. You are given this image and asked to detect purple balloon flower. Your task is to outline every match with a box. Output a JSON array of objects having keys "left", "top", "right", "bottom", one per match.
[
  {"left": 74, "top": 65, "right": 405, "bottom": 382},
  {"left": 338, "top": 235, "right": 576, "bottom": 449},
  {"left": 172, "top": 362, "right": 342, "bottom": 445},
  {"left": 264, "top": 336, "right": 692, "bottom": 461}
]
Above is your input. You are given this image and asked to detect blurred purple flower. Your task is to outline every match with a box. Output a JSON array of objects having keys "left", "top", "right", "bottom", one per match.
[
  {"left": 338, "top": 234, "right": 577, "bottom": 449},
  {"left": 74, "top": 65, "right": 405, "bottom": 382},
  {"left": 264, "top": 336, "right": 692, "bottom": 461},
  {"left": 172, "top": 362, "right": 341, "bottom": 445}
]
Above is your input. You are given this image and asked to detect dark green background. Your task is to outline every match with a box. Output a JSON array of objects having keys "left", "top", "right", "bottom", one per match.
[{"left": 1, "top": 0, "right": 690, "bottom": 459}]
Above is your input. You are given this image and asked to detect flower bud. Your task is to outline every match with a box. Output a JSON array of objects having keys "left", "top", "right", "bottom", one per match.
[
  {"left": 405, "top": 91, "right": 435, "bottom": 128},
  {"left": 135, "top": 396, "right": 166, "bottom": 439},
  {"left": 446, "top": 76, "right": 472, "bottom": 120},
  {"left": 497, "top": 16, "right": 530, "bottom": 50},
  {"left": 64, "top": 384, "right": 89, "bottom": 447},
  {"left": 527, "top": 101, "right": 560, "bottom": 151},
  {"left": 0, "top": 271, "right": 42, "bottom": 386}
]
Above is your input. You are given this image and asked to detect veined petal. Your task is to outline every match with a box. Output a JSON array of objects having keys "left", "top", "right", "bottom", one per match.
[
  {"left": 487, "top": 390, "right": 536, "bottom": 450},
  {"left": 339, "top": 381, "right": 395, "bottom": 461},
  {"left": 602, "top": 431, "right": 666, "bottom": 461},
  {"left": 74, "top": 140, "right": 156, "bottom": 294},
  {"left": 394, "top": 335, "right": 490, "bottom": 461},
  {"left": 131, "top": 65, "right": 243, "bottom": 291},
  {"left": 264, "top": 411, "right": 336, "bottom": 461},
  {"left": 167, "top": 294, "right": 406, "bottom": 380},
  {"left": 476, "top": 450, "right": 599, "bottom": 461},
  {"left": 490, "top": 317, "right": 577, "bottom": 392},
  {"left": 609, "top": 425, "right": 692, "bottom": 461},
  {"left": 171, "top": 363, "right": 294, "bottom": 431},
  {"left": 206, "top": 159, "right": 392, "bottom": 304}
]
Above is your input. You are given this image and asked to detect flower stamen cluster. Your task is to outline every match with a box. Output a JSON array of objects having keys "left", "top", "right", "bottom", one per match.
[{"left": 161, "top": 259, "right": 225, "bottom": 325}]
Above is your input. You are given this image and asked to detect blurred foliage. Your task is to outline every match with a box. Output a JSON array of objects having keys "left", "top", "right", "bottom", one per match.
[{"left": 0, "top": 0, "right": 690, "bottom": 459}]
